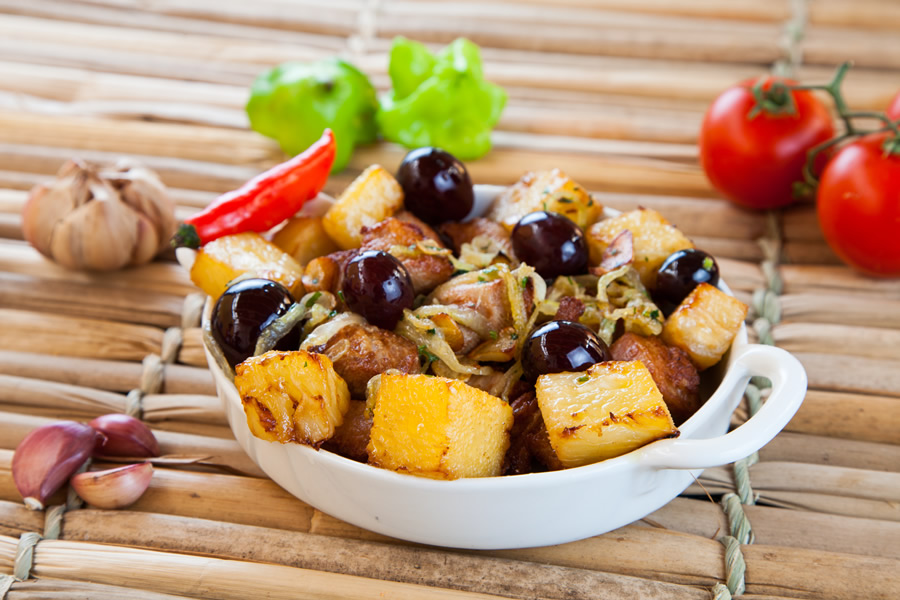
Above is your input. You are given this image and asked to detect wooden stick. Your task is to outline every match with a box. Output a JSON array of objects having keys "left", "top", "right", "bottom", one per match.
[
  {"left": 0, "top": 109, "right": 276, "bottom": 167},
  {"left": 54, "top": 506, "right": 710, "bottom": 600},
  {"left": 0, "top": 350, "right": 215, "bottom": 395},
  {"left": 783, "top": 389, "right": 900, "bottom": 445},
  {"left": 0, "top": 240, "right": 196, "bottom": 297},
  {"left": 757, "top": 431, "right": 900, "bottom": 473},
  {"left": 781, "top": 264, "right": 900, "bottom": 297},
  {"left": 0, "top": 413, "right": 262, "bottom": 477},
  {"left": 0, "top": 535, "right": 516, "bottom": 600},
  {"left": 796, "top": 352, "right": 900, "bottom": 398},
  {"left": 0, "top": 308, "right": 163, "bottom": 363},
  {"left": 0, "top": 272, "right": 184, "bottom": 328},
  {"left": 645, "top": 496, "right": 900, "bottom": 560},
  {"left": 779, "top": 293, "right": 900, "bottom": 330},
  {"left": 773, "top": 322, "right": 900, "bottom": 361},
  {"left": 0, "top": 374, "right": 227, "bottom": 427},
  {"left": 5, "top": 579, "right": 204, "bottom": 600}
]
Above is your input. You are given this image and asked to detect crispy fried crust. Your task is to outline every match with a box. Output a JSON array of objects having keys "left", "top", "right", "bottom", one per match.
[
  {"left": 504, "top": 391, "right": 563, "bottom": 475},
  {"left": 301, "top": 249, "right": 358, "bottom": 296},
  {"left": 313, "top": 322, "right": 420, "bottom": 398},
  {"left": 554, "top": 296, "right": 585, "bottom": 322},
  {"left": 610, "top": 332, "right": 701, "bottom": 425},
  {"left": 322, "top": 400, "right": 372, "bottom": 463},
  {"left": 360, "top": 217, "right": 454, "bottom": 294}
]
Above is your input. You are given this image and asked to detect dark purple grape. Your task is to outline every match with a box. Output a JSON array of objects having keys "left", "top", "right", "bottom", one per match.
[
  {"left": 396, "top": 147, "right": 474, "bottom": 224},
  {"left": 211, "top": 278, "right": 299, "bottom": 367},
  {"left": 521, "top": 320, "right": 610, "bottom": 383},
  {"left": 511, "top": 211, "right": 588, "bottom": 279},
  {"left": 341, "top": 250, "right": 414, "bottom": 330},
  {"left": 655, "top": 249, "right": 720, "bottom": 308}
]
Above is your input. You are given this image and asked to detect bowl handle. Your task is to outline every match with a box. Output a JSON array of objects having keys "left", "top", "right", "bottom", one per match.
[{"left": 640, "top": 344, "right": 807, "bottom": 471}]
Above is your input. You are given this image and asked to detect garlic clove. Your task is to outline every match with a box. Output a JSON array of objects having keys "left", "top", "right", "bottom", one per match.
[
  {"left": 89, "top": 414, "right": 161, "bottom": 458},
  {"left": 70, "top": 462, "right": 153, "bottom": 509},
  {"left": 12, "top": 421, "right": 104, "bottom": 511}
]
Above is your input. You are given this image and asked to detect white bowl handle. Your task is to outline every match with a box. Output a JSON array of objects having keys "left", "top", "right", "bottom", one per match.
[{"left": 640, "top": 344, "right": 807, "bottom": 471}]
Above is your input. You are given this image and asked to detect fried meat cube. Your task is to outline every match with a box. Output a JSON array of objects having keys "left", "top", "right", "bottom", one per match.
[
  {"left": 360, "top": 216, "right": 454, "bottom": 294},
  {"left": 311, "top": 322, "right": 421, "bottom": 399},
  {"left": 610, "top": 332, "right": 700, "bottom": 424}
]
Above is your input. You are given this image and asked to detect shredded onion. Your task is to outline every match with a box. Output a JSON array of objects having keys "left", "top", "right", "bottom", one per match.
[{"left": 300, "top": 312, "right": 366, "bottom": 350}]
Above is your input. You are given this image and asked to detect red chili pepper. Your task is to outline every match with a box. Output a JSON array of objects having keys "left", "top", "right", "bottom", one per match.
[{"left": 172, "top": 129, "right": 336, "bottom": 248}]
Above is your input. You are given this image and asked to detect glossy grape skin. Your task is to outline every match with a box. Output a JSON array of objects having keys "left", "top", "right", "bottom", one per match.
[
  {"left": 211, "top": 278, "right": 299, "bottom": 367},
  {"left": 655, "top": 249, "right": 720, "bottom": 309},
  {"left": 396, "top": 147, "right": 474, "bottom": 224},
  {"left": 511, "top": 211, "right": 588, "bottom": 279},
  {"left": 521, "top": 320, "right": 610, "bottom": 383},
  {"left": 341, "top": 250, "right": 415, "bottom": 330}
]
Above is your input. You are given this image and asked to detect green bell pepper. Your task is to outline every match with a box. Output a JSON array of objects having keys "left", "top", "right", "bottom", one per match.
[
  {"left": 246, "top": 58, "right": 377, "bottom": 172},
  {"left": 377, "top": 37, "right": 507, "bottom": 160}
]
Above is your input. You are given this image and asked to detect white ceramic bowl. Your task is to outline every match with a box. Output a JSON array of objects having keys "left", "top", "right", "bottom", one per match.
[{"left": 195, "top": 185, "right": 808, "bottom": 550}]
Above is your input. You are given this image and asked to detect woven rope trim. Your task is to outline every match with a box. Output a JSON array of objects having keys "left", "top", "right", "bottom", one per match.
[
  {"left": 13, "top": 532, "right": 40, "bottom": 581},
  {"left": 0, "top": 574, "right": 14, "bottom": 599},
  {"left": 125, "top": 293, "right": 201, "bottom": 419}
]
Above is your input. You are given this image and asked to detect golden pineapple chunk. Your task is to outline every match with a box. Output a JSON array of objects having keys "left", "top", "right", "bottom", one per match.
[
  {"left": 273, "top": 216, "right": 340, "bottom": 268},
  {"left": 486, "top": 169, "right": 602, "bottom": 230},
  {"left": 236, "top": 350, "right": 350, "bottom": 446},
  {"left": 366, "top": 373, "right": 513, "bottom": 479},
  {"left": 322, "top": 165, "right": 404, "bottom": 250},
  {"left": 662, "top": 283, "right": 748, "bottom": 370},
  {"left": 190, "top": 232, "right": 304, "bottom": 301},
  {"left": 536, "top": 361, "right": 677, "bottom": 468},
  {"left": 587, "top": 208, "right": 693, "bottom": 288}
]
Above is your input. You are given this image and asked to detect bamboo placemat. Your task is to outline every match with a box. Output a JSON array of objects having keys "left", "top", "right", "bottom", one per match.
[{"left": 0, "top": 1, "right": 898, "bottom": 598}]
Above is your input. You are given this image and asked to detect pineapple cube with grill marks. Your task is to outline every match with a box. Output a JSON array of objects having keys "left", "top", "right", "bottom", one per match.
[
  {"left": 587, "top": 208, "right": 693, "bottom": 288},
  {"left": 662, "top": 283, "right": 748, "bottom": 370},
  {"left": 366, "top": 373, "right": 514, "bottom": 479},
  {"left": 236, "top": 350, "right": 350, "bottom": 446},
  {"left": 322, "top": 165, "right": 404, "bottom": 250},
  {"left": 536, "top": 361, "right": 677, "bottom": 468},
  {"left": 486, "top": 169, "right": 602, "bottom": 230},
  {"left": 190, "top": 232, "right": 304, "bottom": 301}
]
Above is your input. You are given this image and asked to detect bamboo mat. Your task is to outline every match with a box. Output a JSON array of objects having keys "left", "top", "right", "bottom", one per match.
[{"left": 0, "top": 1, "right": 898, "bottom": 598}]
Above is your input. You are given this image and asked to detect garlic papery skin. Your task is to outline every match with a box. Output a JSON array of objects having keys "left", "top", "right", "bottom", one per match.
[
  {"left": 12, "top": 421, "right": 104, "bottom": 511},
  {"left": 70, "top": 462, "right": 153, "bottom": 509},
  {"left": 22, "top": 159, "right": 176, "bottom": 271},
  {"left": 89, "top": 414, "right": 161, "bottom": 458}
]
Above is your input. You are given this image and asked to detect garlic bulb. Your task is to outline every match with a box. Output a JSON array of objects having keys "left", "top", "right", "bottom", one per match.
[{"left": 22, "top": 159, "right": 176, "bottom": 271}]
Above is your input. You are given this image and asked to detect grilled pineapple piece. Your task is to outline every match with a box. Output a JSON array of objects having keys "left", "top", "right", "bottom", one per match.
[
  {"left": 190, "top": 232, "right": 304, "bottom": 301},
  {"left": 662, "top": 283, "right": 748, "bottom": 370},
  {"left": 236, "top": 350, "right": 350, "bottom": 446},
  {"left": 322, "top": 165, "right": 404, "bottom": 250},
  {"left": 487, "top": 169, "right": 603, "bottom": 230},
  {"left": 366, "top": 372, "right": 513, "bottom": 479},
  {"left": 536, "top": 361, "right": 677, "bottom": 468},
  {"left": 587, "top": 208, "right": 693, "bottom": 288},
  {"left": 273, "top": 216, "right": 340, "bottom": 268}
]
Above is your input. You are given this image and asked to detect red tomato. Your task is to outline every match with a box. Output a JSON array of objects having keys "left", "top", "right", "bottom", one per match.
[
  {"left": 700, "top": 76, "right": 835, "bottom": 210},
  {"left": 817, "top": 133, "right": 900, "bottom": 277},
  {"left": 888, "top": 90, "right": 900, "bottom": 121}
]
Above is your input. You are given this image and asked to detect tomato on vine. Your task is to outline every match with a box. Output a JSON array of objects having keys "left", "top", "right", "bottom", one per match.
[
  {"left": 699, "top": 76, "right": 835, "bottom": 210},
  {"left": 816, "top": 133, "right": 900, "bottom": 277},
  {"left": 888, "top": 90, "right": 900, "bottom": 121}
]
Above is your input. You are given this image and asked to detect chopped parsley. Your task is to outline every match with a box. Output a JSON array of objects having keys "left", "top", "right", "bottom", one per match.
[
  {"left": 521, "top": 277, "right": 529, "bottom": 289},
  {"left": 327, "top": 309, "right": 338, "bottom": 318},
  {"left": 577, "top": 375, "right": 590, "bottom": 383},
  {"left": 489, "top": 330, "right": 498, "bottom": 340},
  {"left": 427, "top": 328, "right": 436, "bottom": 335},
  {"left": 703, "top": 256, "right": 714, "bottom": 271},
  {"left": 337, "top": 289, "right": 346, "bottom": 302},
  {"left": 557, "top": 197, "right": 574, "bottom": 204},
  {"left": 305, "top": 291, "right": 322, "bottom": 308},
  {"left": 510, "top": 332, "right": 519, "bottom": 340},
  {"left": 648, "top": 309, "right": 660, "bottom": 320}
]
